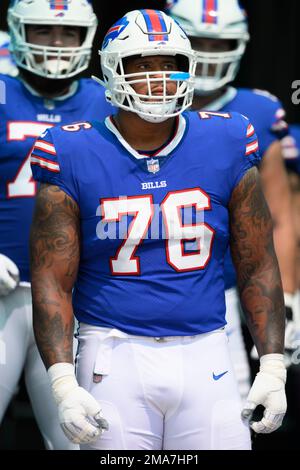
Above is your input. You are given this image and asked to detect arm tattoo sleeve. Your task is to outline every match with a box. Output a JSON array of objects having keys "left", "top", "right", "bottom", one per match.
[
  {"left": 229, "top": 167, "right": 285, "bottom": 356},
  {"left": 30, "top": 184, "right": 80, "bottom": 368}
]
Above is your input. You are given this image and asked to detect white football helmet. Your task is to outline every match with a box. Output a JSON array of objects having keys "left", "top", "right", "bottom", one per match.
[
  {"left": 98, "top": 9, "right": 196, "bottom": 123},
  {"left": 167, "top": 0, "right": 249, "bottom": 95},
  {"left": 7, "top": 0, "right": 97, "bottom": 79}
]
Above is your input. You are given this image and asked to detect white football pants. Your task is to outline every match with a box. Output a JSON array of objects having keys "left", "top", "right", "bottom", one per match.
[
  {"left": 225, "top": 288, "right": 251, "bottom": 402},
  {"left": 0, "top": 285, "right": 78, "bottom": 450},
  {"left": 76, "top": 324, "right": 251, "bottom": 450}
]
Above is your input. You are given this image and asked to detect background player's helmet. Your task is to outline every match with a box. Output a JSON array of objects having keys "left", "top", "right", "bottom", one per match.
[
  {"left": 7, "top": 0, "right": 97, "bottom": 79},
  {"left": 167, "top": 0, "right": 249, "bottom": 95},
  {"left": 0, "top": 30, "right": 18, "bottom": 76},
  {"left": 99, "top": 9, "right": 196, "bottom": 123}
]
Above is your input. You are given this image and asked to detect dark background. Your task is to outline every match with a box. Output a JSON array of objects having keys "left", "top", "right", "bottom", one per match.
[{"left": 0, "top": 0, "right": 300, "bottom": 450}]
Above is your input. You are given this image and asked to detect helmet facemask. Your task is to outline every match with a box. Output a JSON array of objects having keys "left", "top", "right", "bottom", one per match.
[
  {"left": 102, "top": 52, "right": 195, "bottom": 123},
  {"left": 8, "top": 0, "right": 97, "bottom": 79},
  {"left": 97, "top": 9, "right": 196, "bottom": 123},
  {"left": 167, "top": 0, "right": 249, "bottom": 95},
  {"left": 192, "top": 37, "right": 247, "bottom": 95}
]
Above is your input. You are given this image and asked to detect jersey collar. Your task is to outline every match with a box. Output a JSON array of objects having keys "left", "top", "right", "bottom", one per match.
[{"left": 105, "top": 114, "right": 187, "bottom": 160}]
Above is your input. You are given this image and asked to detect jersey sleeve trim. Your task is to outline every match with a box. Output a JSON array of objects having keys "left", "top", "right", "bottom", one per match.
[
  {"left": 30, "top": 128, "right": 80, "bottom": 204},
  {"left": 31, "top": 154, "right": 60, "bottom": 173},
  {"left": 245, "top": 139, "right": 259, "bottom": 156},
  {"left": 272, "top": 108, "right": 289, "bottom": 134},
  {"left": 246, "top": 124, "right": 255, "bottom": 138},
  {"left": 231, "top": 114, "right": 261, "bottom": 190},
  {"left": 30, "top": 135, "right": 61, "bottom": 173},
  {"left": 34, "top": 140, "right": 57, "bottom": 155}
]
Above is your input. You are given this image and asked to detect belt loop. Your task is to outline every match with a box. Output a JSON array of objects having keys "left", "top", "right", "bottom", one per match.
[
  {"left": 92, "top": 328, "right": 129, "bottom": 382},
  {"left": 93, "top": 336, "right": 114, "bottom": 377}
]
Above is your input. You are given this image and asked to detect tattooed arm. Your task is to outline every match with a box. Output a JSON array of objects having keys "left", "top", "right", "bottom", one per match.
[
  {"left": 30, "top": 183, "right": 108, "bottom": 444},
  {"left": 230, "top": 167, "right": 287, "bottom": 433},
  {"left": 30, "top": 183, "right": 80, "bottom": 368},
  {"left": 229, "top": 166, "right": 285, "bottom": 356}
]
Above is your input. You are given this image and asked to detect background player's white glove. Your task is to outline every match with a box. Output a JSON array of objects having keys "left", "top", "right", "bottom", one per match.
[
  {"left": 242, "top": 354, "right": 287, "bottom": 433},
  {"left": 0, "top": 254, "right": 19, "bottom": 296},
  {"left": 48, "top": 363, "right": 109, "bottom": 445}
]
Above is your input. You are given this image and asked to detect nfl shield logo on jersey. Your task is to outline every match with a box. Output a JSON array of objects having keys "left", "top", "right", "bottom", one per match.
[{"left": 147, "top": 158, "right": 160, "bottom": 174}]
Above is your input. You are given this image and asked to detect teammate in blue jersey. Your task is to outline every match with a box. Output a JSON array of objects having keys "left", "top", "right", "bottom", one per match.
[
  {"left": 30, "top": 9, "right": 287, "bottom": 450},
  {"left": 167, "top": 0, "right": 297, "bottom": 396},
  {"left": 0, "top": 0, "right": 112, "bottom": 450},
  {"left": 283, "top": 126, "right": 300, "bottom": 344}
]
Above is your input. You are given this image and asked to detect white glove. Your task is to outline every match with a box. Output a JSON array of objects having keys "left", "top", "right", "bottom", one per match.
[
  {"left": 0, "top": 254, "right": 19, "bottom": 296},
  {"left": 48, "top": 362, "right": 109, "bottom": 445},
  {"left": 241, "top": 354, "right": 287, "bottom": 433}
]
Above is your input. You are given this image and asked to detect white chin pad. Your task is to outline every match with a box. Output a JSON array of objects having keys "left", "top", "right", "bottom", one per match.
[
  {"left": 134, "top": 99, "right": 177, "bottom": 123},
  {"left": 39, "top": 59, "right": 70, "bottom": 76}
]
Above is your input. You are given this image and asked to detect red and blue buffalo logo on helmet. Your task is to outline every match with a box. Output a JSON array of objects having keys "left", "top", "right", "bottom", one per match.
[{"left": 102, "top": 16, "right": 130, "bottom": 49}]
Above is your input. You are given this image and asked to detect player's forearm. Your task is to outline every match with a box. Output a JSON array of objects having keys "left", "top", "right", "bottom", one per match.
[
  {"left": 229, "top": 167, "right": 285, "bottom": 356},
  {"left": 31, "top": 278, "right": 74, "bottom": 368},
  {"left": 235, "top": 222, "right": 285, "bottom": 355},
  {"left": 237, "top": 263, "right": 285, "bottom": 356},
  {"left": 30, "top": 183, "right": 80, "bottom": 369}
]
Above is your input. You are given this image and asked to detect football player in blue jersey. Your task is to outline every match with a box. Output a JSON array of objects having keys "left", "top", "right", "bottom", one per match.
[
  {"left": 0, "top": 0, "right": 112, "bottom": 450},
  {"left": 167, "top": 0, "right": 298, "bottom": 396},
  {"left": 283, "top": 126, "right": 300, "bottom": 346},
  {"left": 30, "top": 9, "right": 287, "bottom": 450}
]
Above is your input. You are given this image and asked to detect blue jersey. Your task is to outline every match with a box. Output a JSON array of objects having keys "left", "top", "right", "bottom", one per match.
[
  {"left": 283, "top": 124, "right": 300, "bottom": 174},
  {"left": 201, "top": 87, "right": 288, "bottom": 290},
  {"left": 31, "top": 111, "right": 260, "bottom": 336},
  {"left": 0, "top": 74, "right": 112, "bottom": 282}
]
